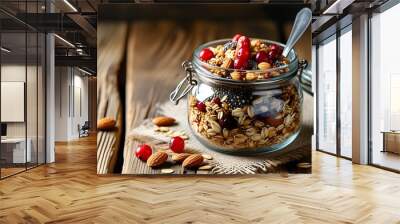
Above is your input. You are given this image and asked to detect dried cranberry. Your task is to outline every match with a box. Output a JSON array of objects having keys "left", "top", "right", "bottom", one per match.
[
  {"left": 234, "top": 48, "right": 250, "bottom": 69},
  {"left": 232, "top": 34, "right": 242, "bottom": 41},
  {"left": 236, "top": 36, "right": 250, "bottom": 50},
  {"left": 265, "top": 116, "right": 284, "bottom": 127},
  {"left": 212, "top": 97, "right": 221, "bottom": 105},
  {"left": 270, "top": 44, "right": 283, "bottom": 54},
  {"left": 234, "top": 36, "right": 251, "bottom": 69},
  {"left": 169, "top": 136, "right": 185, "bottom": 153},
  {"left": 196, "top": 101, "right": 206, "bottom": 112},
  {"left": 267, "top": 50, "right": 278, "bottom": 62},
  {"left": 135, "top": 144, "right": 152, "bottom": 161},
  {"left": 255, "top": 51, "right": 268, "bottom": 63},
  {"left": 199, "top": 48, "right": 214, "bottom": 61}
]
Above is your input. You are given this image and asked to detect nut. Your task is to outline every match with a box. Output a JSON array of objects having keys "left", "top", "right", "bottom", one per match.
[
  {"left": 182, "top": 154, "right": 204, "bottom": 168},
  {"left": 171, "top": 153, "right": 191, "bottom": 162},
  {"left": 159, "top": 127, "right": 170, "bottom": 132},
  {"left": 258, "top": 62, "right": 271, "bottom": 70},
  {"left": 97, "top": 117, "right": 116, "bottom": 130},
  {"left": 202, "top": 154, "right": 213, "bottom": 160},
  {"left": 180, "top": 135, "right": 189, "bottom": 140},
  {"left": 251, "top": 39, "right": 261, "bottom": 47},
  {"left": 231, "top": 71, "right": 241, "bottom": 80},
  {"left": 152, "top": 116, "right": 176, "bottom": 126},
  {"left": 245, "top": 72, "right": 257, "bottom": 81},
  {"left": 198, "top": 165, "right": 213, "bottom": 170},
  {"left": 161, "top": 169, "right": 175, "bottom": 174},
  {"left": 147, "top": 151, "right": 168, "bottom": 167},
  {"left": 221, "top": 58, "right": 233, "bottom": 69}
]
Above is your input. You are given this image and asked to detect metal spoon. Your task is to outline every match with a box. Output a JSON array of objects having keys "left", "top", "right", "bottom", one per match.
[{"left": 282, "top": 8, "right": 313, "bottom": 58}]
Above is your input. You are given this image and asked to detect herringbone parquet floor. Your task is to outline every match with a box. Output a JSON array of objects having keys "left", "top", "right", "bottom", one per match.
[{"left": 1, "top": 135, "right": 400, "bottom": 224}]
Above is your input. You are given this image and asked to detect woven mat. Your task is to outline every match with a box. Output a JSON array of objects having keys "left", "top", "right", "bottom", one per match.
[{"left": 128, "top": 93, "right": 313, "bottom": 174}]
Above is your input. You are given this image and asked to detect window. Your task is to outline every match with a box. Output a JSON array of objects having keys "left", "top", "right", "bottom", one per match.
[
  {"left": 370, "top": 3, "right": 400, "bottom": 171},
  {"left": 339, "top": 27, "right": 352, "bottom": 158},
  {"left": 316, "top": 24, "right": 353, "bottom": 159},
  {"left": 317, "top": 36, "right": 337, "bottom": 154},
  {"left": 0, "top": 2, "right": 47, "bottom": 179}
]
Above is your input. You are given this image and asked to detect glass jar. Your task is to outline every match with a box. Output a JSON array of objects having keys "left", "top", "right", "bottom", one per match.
[{"left": 170, "top": 39, "right": 306, "bottom": 155}]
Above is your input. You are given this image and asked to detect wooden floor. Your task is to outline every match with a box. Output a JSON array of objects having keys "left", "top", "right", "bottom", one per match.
[
  {"left": 1, "top": 167, "right": 26, "bottom": 178},
  {"left": 1, "top": 135, "right": 400, "bottom": 224}
]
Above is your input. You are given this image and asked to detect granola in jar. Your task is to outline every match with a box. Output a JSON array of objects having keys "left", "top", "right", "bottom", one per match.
[
  {"left": 170, "top": 35, "right": 306, "bottom": 155},
  {"left": 188, "top": 83, "right": 301, "bottom": 152}
]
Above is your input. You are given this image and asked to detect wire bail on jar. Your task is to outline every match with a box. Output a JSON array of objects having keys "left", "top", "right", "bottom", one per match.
[
  {"left": 169, "top": 60, "right": 198, "bottom": 105},
  {"left": 297, "top": 59, "right": 308, "bottom": 88},
  {"left": 298, "top": 59, "right": 308, "bottom": 76}
]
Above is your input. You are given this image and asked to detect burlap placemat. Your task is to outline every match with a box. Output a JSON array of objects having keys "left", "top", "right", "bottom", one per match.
[{"left": 128, "top": 93, "right": 313, "bottom": 174}]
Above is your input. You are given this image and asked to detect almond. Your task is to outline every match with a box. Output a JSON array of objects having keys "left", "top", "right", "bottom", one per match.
[
  {"left": 198, "top": 165, "right": 213, "bottom": 170},
  {"left": 245, "top": 72, "right": 257, "bottom": 81},
  {"left": 152, "top": 116, "right": 176, "bottom": 127},
  {"left": 97, "top": 117, "right": 116, "bottom": 130},
  {"left": 147, "top": 151, "right": 168, "bottom": 167},
  {"left": 221, "top": 58, "right": 233, "bottom": 69},
  {"left": 182, "top": 154, "right": 204, "bottom": 168},
  {"left": 161, "top": 169, "right": 174, "bottom": 174},
  {"left": 202, "top": 154, "right": 213, "bottom": 160},
  {"left": 231, "top": 71, "right": 241, "bottom": 80},
  {"left": 258, "top": 62, "right": 271, "bottom": 70},
  {"left": 171, "top": 153, "right": 191, "bottom": 163}
]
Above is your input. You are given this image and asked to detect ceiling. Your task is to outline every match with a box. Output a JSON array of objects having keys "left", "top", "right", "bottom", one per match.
[{"left": 0, "top": 0, "right": 390, "bottom": 74}]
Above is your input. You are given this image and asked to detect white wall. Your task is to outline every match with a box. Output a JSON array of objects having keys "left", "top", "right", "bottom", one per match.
[
  {"left": 1, "top": 65, "right": 35, "bottom": 138},
  {"left": 54, "top": 66, "right": 89, "bottom": 141},
  {"left": 55, "top": 66, "right": 69, "bottom": 141}
]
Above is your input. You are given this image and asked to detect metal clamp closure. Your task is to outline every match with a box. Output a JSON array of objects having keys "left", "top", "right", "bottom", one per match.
[
  {"left": 298, "top": 59, "right": 308, "bottom": 76},
  {"left": 169, "top": 61, "right": 198, "bottom": 105}
]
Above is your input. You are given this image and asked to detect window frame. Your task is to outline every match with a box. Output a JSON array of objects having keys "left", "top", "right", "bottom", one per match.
[{"left": 315, "top": 22, "right": 353, "bottom": 161}]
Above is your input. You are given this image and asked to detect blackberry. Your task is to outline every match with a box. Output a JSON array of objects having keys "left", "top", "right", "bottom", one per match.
[
  {"left": 219, "top": 114, "right": 237, "bottom": 130},
  {"left": 250, "top": 60, "right": 258, "bottom": 70},
  {"left": 223, "top": 41, "right": 237, "bottom": 52}
]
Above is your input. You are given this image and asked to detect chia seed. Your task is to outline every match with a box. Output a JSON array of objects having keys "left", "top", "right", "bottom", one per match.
[
  {"left": 274, "top": 61, "right": 285, "bottom": 67},
  {"left": 209, "top": 87, "right": 253, "bottom": 108}
]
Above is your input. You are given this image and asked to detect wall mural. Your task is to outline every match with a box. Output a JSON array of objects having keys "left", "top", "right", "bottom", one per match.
[{"left": 97, "top": 4, "right": 313, "bottom": 175}]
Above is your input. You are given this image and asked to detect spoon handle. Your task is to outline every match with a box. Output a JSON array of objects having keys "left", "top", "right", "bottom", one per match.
[{"left": 282, "top": 8, "right": 312, "bottom": 57}]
